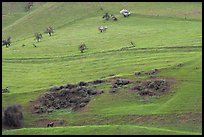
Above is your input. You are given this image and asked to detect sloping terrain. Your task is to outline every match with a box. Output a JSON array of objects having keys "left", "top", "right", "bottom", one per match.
[{"left": 2, "top": 2, "right": 202, "bottom": 135}]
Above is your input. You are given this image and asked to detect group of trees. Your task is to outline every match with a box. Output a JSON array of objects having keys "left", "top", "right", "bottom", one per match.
[
  {"left": 3, "top": 9, "right": 131, "bottom": 50},
  {"left": 102, "top": 13, "right": 118, "bottom": 21},
  {"left": 35, "top": 26, "right": 55, "bottom": 42},
  {"left": 102, "top": 9, "right": 131, "bottom": 21},
  {"left": 80, "top": 10, "right": 131, "bottom": 53},
  {"left": 2, "top": 26, "right": 54, "bottom": 47}
]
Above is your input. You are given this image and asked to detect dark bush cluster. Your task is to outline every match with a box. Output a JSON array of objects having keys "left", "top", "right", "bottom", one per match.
[
  {"left": 132, "top": 79, "right": 169, "bottom": 96},
  {"left": 3, "top": 105, "right": 24, "bottom": 128},
  {"left": 109, "top": 78, "right": 131, "bottom": 93},
  {"left": 145, "top": 68, "right": 159, "bottom": 75},
  {"left": 33, "top": 81, "right": 104, "bottom": 113}
]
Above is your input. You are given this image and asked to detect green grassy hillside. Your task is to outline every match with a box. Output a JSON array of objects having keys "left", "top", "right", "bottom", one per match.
[
  {"left": 2, "top": 2, "right": 202, "bottom": 135},
  {"left": 2, "top": 125, "right": 201, "bottom": 135}
]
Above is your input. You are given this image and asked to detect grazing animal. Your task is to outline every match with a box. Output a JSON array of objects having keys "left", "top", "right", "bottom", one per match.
[
  {"left": 2, "top": 36, "right": 11, "bottom": 47},
  {"left": 98, "top": 26, "right": 108, "bottom": 33},
  {"left": 110, "top": 14, "right": 118, "bottom": 21},
  {"left": 35, "top": 33, "right": 42, "bottom": 42},
  {"left": 22, "top": 44, "right": 26, "bottom": 47},
  {"left": 102, "top": 13, "right": 110, "bottom": 20},
  {"left": 44, "top": 26, "right": 54, "bottom": 36},
  {"left": 120, "top": 9, "right": 131, "bottom": 17},
  {"left": 47, "top": 122, "right": 54, "bottom": 127},
  {"left": 33, "top": 44, "right": 37, "bottom": 47},
  {"left": 79, "top": 43, "right": 87, "bottom": 53},
  {"left": 130, "top": 41, "right": 135, "bottom": 47}
]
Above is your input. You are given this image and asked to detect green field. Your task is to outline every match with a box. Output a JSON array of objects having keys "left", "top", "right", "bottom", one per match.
[{"left": 2, "top": 2, "right": 202, "bottom": 135}]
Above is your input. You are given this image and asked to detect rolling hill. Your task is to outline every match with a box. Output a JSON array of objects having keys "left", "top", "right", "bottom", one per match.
[{"left": 2, "top": 2, "right": 202, "bottom": 135}]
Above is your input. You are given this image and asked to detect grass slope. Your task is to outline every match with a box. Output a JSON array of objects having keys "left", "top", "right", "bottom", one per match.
[
  {"left": 2, "top": 125, "right": 201, "bottom": 135},
  {"left": 2, "top": 2, "right": 202, "bottom": 135}
]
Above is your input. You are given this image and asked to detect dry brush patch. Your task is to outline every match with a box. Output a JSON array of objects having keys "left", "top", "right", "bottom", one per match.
[
  {"left": 131, "top": 77, "right": 176, "bottom": 97},
  {"left": 29, "top": 70, "right": 177, "bottom": 125},
  {"left": 30, "top": 81, "right": 105, "bottom": 114},
  {"left": 2, "top": 105, "right": 24, "bottom": 129}
]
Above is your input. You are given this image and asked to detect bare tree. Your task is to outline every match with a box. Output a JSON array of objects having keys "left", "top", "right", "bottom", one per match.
[
  {"left": 79, "top": 43, "right": 87, "bottom": 53},
  {"left": 110, "top": 14, "right": 118, "bottom": 21},
  {"left": 25, "top": 2, "right": 33, "bottom": 11},
  {"left": 120, "top": 9, "right": 131, "bottom": 17},
  {"left": 35, "top": 33, "right": 42, "bottom": 42},
  {"left": 102, "top": 13, "right": 110, "bottom": 20},
  {"left": 98, "top": 26, "right": 108, "bottom": 33},
  {"left": 44, "top": 26, "right": 55, "bottom": 36},
  {"left": 2, "top": 36, "right": 11, "bottom": 47}
]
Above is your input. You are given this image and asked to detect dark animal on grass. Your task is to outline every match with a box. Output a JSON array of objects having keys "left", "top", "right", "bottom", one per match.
[
  {"left": 33, "top": 44, "right": 37, "bottom": 47},
  {"left": 35, "top": 33, "right": 42, "bottom": 42},
  {"left": 3, "top": 105, "right": 23, "bottom": 128},
  {"left": 47, "top": 122, "right": 54, "bottom": 127},
  {"left": 79, "top": 43, "right": 87, "bottom": 53},
  {"left": 22, "top": 44, "right": 26, "bottom": 47},
  {"left": 98, "top": 26, "right": 108, "bottom": 33},
  {"left": 130, "top": 41, "right": 135, "bottom": 47},
  {"left": 44, "top": 26, "right": 54, "bottom": 36},
  {"left": 102, "top": 13, "right": 110, "bottom": 20},
  {"left": 110, "top": 14, "right": 118, "bottom": 21},
  {"left": 2, "top": 36, "right": 11, "bottom": 47}
]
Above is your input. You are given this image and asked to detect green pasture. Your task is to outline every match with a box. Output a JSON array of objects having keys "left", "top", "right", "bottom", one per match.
[{"left": 2, "top": 2, "right": 202, "bottom": 135}]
